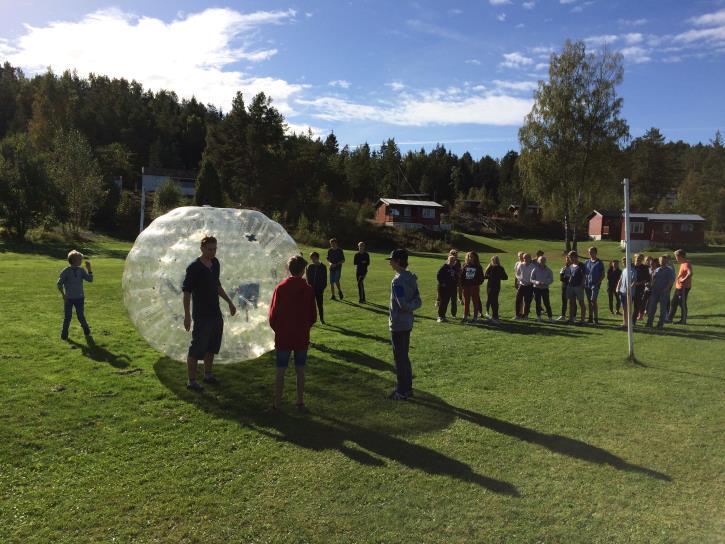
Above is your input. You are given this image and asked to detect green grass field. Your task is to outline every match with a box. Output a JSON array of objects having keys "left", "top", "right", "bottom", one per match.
[{"left": 1, "top": 234, "right": 723, "bottom": 543}]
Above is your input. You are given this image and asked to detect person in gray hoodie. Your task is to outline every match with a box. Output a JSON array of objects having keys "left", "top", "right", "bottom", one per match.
[
  {"left": 387, "top": 249, "right": 422, "bottom": 400},
  {"left": 531, "top": 256, "right": 554, "bottom": 321},
  {"left": 57, "top": 250, "right": 93, "bottom": 340}
]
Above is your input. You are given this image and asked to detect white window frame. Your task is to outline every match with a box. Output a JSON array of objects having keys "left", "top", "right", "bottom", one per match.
[
  {"left": 631, "top": 222, "right": 644, "bottom": 234},
  {"left": 421, "top": 208, "right": 436, "bottom": 219}
]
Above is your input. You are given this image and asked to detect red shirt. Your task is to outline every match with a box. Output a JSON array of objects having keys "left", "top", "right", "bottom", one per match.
[
  {"left": 675, "top": 261, "right": 692, "bottom": 289},
  {"left": 268, "top": 276, "right": 317, "bottom": 350}
]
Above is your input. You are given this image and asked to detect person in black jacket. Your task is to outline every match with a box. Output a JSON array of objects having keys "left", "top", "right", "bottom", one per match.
[
  {"left": 484, "top": 255, "right": 508, "bottom": 324},
  {"left": 353, "top": 241, "right": 371, "bottom": 303},
  {"left": 305, "top": 252, "right": 328, "bottom": 324},
  {"left": 436, "top": 254, "right": 459, "bottom": 322}
]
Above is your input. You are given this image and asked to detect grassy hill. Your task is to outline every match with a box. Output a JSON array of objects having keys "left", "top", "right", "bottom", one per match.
[{"left": 1, "top": 233, "right": 723, "bottom": 543}]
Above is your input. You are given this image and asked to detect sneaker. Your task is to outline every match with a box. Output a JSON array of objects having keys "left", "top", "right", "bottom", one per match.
[
  {"left": 557, "top": 315, "right": 567, "bottom": 321},
  {"left": 548, "top": 317, "right": 553, "bottom": 323},
  {"left": 186, "top": 381, "right": 204, "bottom": 392},
  {"left": 202, "top": 374, "right": 220, "bottom": 385},
  {"left": 461, "top": 317, "right": 469, "bottom": 324},
  {"left": 484, "top": 313, "right": 491, "bottom": 320},
  {"left": 330, "top": 295, "right": 336, "bottom": 300},
  {"left": 491, "top": 318, "right": 501, "bottom": 325},
  {"left": 60, "top": 334, "right": 68, "bottom": 341},
  {"left": 594, "top": 319, "right": 599, "bottom": 325},
  {"left": 386, "top": 390, "right": 408, "bottom": 401},
  {"left": 436, "top": 317, "right": 444, "bottom": 323},
  {"left": 588, "top": 318, "right": 594, "bottom": 324},
  {"left": 577, "top": 320, "right": 586, "bottom": 326},
  {"left": 514, "top": 316, "right": 523, "bottom": 320},
  {"left": 536, "top": 315, "right": 542, "bottom": 322},
  {"left": 320, "top": 319, "right": 326, "bottom": 325},
  {"left": 470, "top": 318, "right": 478, "bottom": 324},
  {"left": 339, "top": 291, "right": 344, "bottom": 300}
]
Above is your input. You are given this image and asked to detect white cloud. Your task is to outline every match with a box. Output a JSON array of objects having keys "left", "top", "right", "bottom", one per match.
[
  {"left": 675, "top": 26, "right": 725, "bottom": 44},
  {"left": 689, "top": 9, "right": 725, "bottom": 27},
  {"left": 497, "top": 13, "right": 507, "bottom": 22},
  {"left": 297, "top": 88, "right": 533, "bottom": 126},
  {"left": 500, "top": 51, "right": 534, "bottom": 68},
  {"left": 620, "top": 46, "right": 651, "bottom": 63},
  {"left": 465, "top": 59, "right": 481, "bottom": 65},
  {"left": 534, "top": 62, "right": 549, "bottom": 71},
  {"left": 515, "top": 23, "right": 525, "bottom": 29},
  {"left": 623, "top": 33, "right": 643, "bottom": 45},
  {"left": 522, "top": 2, "right": 536, "bottom": 9},
  {"left": 531, "top": 45, "right": 554, "bottom": 55},
  {"left": 448, "top": 8, "right": 464, "bottom": 15},
  {"left": 328, "top": 79, "right": 351, "bottom": 89},
  {"left": 492, "top": 79, "right": 538, "bottom": 92},
  {"left": 387, "top": 81, "right": 406, "bottom": 92},
  {"left": 3, "top": 8, "right": 303, "bottom": 113},
  {"left": 489, "top": 0, "right": 511, "bottom": 5},
  {"left": 560, "top": 0, "right": 577, "bottom": 4},
  {"left": 584, "top": 34, "right": 619, "bottom": 47},
  {"left": 285, "top": 122, "right": 325, "bottom": 139}
]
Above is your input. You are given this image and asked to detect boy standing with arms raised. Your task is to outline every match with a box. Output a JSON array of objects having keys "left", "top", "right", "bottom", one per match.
[
  {"left": 182, "top": 236, "right": 237, "bottom": 391},
  {"left": 57, "top": 250, "right": 94, "bottom": 340},
  {"left": 387, "top": 249, "right": 422, "bottom": 400}
]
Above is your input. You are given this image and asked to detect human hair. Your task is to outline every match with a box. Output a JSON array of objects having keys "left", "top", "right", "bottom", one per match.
[
  {"left": 464, "top": 251, "right": 480, "bottom": 267},
  {"left": 448, "top": 248, "right": 458, "bottom": 256},
  {"left": 660, "top": 254, "right": 669, "bottom": 263},
  {"left": 567, "top": 250, "right": 578, "bottom": 259},
  {"left": 67, "top": 250, "right": 83, "bottom": 264},
  {"left": 309, "top": 251, "right": 319, "bottom": 259},
  {"left": 651, "top": 257, "right": 660, "bottom": 269},
  {"left": 329, "top": 238, "right": 338, "bottom": 246},
  {"left": 635, "top": 253, "right": 644, "bottom": 264},
  {"left": 536, "top": 250, "right": 544, "bottom": 257},
  {"left": 517, "top": 251, "right": 524, "bottom": 261},
  {"left": 523, "top": 252, "right": 531, "bottom": 262},
  {"left": 490, "top": 255, "right": 500, "bottom": 266},
  {"left": 288, "top": 255, "right": 307, "bottom": 276},
  {"left": 200, "top": 236, "right": 217, "bottom": 247},
  {"left": 610, "top": 259, "right": 619, "bottom": 269},
  {"left": 588, "top": 246, "right": 598, "bottom": 255},
  {"left": 621, "top": 256, "right": 628, "bottom": 265},
  {"left": 358, "top": 241, "right": 365, "bottom": 248},
  {"left": 675, "top": 249, "right": 686, "bottom": 258}
]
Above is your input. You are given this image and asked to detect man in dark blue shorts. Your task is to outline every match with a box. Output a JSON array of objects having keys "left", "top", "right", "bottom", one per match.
[{"left": 182, "top": 235, "right": 236, "bottom": 391}]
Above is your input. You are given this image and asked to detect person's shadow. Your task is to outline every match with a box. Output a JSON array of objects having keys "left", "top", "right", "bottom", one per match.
[
  {"left": 68, "top": 337, "right": 130, "bottom": 369},
  {"left": 154, "top": 354, "right": 520, "bottom": 496}
]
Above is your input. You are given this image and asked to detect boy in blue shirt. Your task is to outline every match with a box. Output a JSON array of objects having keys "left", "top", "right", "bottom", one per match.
[
  {"left": 387, "top": 249, "right": 422, "bottom": 400},
  {"left": 57, "top": 250, "right": 93, "bottom": 340},
  {"left": 584, "top": 246, "right": 604, "bottom": 325}
]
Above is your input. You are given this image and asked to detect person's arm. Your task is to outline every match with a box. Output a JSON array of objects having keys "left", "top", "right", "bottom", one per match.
[
  {"left": 57, "top": 270, "right": 66, "bottom": 299},
  {"left": 501, "top": 268, "right": 508, "bottom": 281},
  {"left": 680, "top": 264, "right": 692, "bottom": 283},
  {"left": 83, "top": 260, "right": 93, "bottom": 282},
  {"left": 217, "top": 285, "right": 237, "bottom": 316},
  {"left": 409, "top": 278, "right": 423, "bottom": 312},
  {"left": 268, "top": 287, "right": 279, "bottom": 330},
  {"left": 183, "top": 292, "right": 192, "bottom": 331},
  {"left": 308, "top": 287, "right": 317, "bottom": 325}
]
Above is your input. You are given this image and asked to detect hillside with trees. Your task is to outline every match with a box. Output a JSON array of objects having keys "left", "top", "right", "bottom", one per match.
[{"left": 0, "top": 44, "right": 723, "bottom": 244}]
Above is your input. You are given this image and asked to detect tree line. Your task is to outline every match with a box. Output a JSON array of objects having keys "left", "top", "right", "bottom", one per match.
[{"left": 0, "top": 45, "right": 723, "bottom": 244}]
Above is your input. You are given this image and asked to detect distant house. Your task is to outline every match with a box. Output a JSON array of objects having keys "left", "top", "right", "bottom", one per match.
[
  {"left": 374, "top": 198, "right": 449, "bottom": 231},
  {"left": 620, "top": 213, "right": 706, "bottom": 252},
  {"left": 587, "top": 210, "right": 622, "bottom": 241},
  {"left": 508, "top": 203, "right": 543, "bottom": 217},
  {"left": 140, "top": 167, "right": 198, "bottom": 231}
]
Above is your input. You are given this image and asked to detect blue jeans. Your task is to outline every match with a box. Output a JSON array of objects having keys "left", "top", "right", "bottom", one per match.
[
  {"left": 276, "top": 349, "right": 308, "bottom": 368},
  {"left": 391, "top": 330, "right": 412, "bottom": 395},
  {"left": 646, "top": 290, "right": 669, "bottom": 328},
  {"left": 62, "top": 297, "right": 90, "bottom": 338}
]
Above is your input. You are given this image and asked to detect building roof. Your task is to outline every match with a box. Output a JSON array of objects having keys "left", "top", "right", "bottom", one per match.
[
  {"left": 376, "top": 198, "right": 444, "bottom": 208},
  {"left": 589, "top": 209, "right": 621, "bottom": 218},
  {"left": 629, "top": 213, "right": 706, "bottom": 222}
]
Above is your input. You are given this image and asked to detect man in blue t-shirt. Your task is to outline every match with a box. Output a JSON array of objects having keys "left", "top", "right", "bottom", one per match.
[{"left": 583, "top": 246, "right": 604, "bottom": 325}]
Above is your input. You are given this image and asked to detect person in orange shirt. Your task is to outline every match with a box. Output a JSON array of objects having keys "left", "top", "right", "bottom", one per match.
[{"left": 667, "top": 249, "right": 693, "bottom": 325}]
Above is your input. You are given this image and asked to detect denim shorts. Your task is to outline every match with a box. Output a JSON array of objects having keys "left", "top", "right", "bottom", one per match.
[
  {"left": 329, "top": 267, "right": 342, "bottom": 284},
  {"left": 585, "top": 286, "right": 600, "bottom": 301},
  {"left": 276, "top": 349, "right": 308, "bottom": 368},
  {"left": 188, "top": 316, "right": 223, "bottom": 359},
  {"left": 566, "top": 285, "right": 584, "bottom": 302}
]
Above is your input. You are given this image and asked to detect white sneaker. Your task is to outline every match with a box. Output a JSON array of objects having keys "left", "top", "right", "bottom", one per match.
[
  {"left": 484, "top": 313, "right": 491, "bottom": 320},
  {"left": 556, "top": 315, "right": 567, "bottom": 321},
  {"left": 436, "top": 317, "right": 444, "bottom": 323}
]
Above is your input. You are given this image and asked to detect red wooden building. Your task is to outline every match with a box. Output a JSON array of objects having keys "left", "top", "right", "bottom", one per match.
[
  {"left": 620, "top": 213, "right": 706, "bottom": 252},
  {"left": 374, "top": 198, "right": 449, "bottom": 231},
  {"left": 587, "top": 210, "right": 622, "bottom": 241}
]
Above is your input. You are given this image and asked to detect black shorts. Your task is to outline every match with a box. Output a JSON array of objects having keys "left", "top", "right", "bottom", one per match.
[{"left": 188, "top": 316, "right": 223, "bottom": 359}]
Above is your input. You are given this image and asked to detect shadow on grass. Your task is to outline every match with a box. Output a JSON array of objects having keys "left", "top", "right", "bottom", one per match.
[
  {"left": 0, "top": 238, "right": 129, "bottom": 260},
  {"left": 322, "top": 323, "right": 391, "bottom": 344},
  {"left": 412, "top": 397, "right": 672, "bottom": 482},
  {"left": 311, "top": 342, "right": 393, "bottom": 373},
  {"left": 154, "top": 355, "right": 519, "bottom": 496},
  {"left": 631, "top": 356, "right": 724, "bottom": 383},
  {"left": 68, "top": 337, "right": 130, "bottom": 368}
]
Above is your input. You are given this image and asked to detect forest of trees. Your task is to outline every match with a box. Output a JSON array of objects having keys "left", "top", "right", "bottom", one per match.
[{"left": 0, "top": 59, "right": 723, "bottom": 243}]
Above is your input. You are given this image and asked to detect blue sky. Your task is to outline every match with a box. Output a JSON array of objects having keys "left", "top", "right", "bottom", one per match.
[{"left": 1, "top": 0, "right": 724, "bottom": 158}]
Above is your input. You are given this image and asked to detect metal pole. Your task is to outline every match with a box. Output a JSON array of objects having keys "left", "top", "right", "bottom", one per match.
[{"left": 623, "top": 178, "right": 634, "bottom": 360}]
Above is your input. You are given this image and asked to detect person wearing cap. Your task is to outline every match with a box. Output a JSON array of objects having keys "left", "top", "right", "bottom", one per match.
[
  {"left": 57, "top": 249, "right": 94, "bottom": 340},
  {"left": 386, "top": 249, "right": 422, "bottom": 400}
]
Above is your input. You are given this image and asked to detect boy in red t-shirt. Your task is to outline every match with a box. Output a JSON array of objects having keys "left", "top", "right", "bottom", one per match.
[{"left": 269, "top": 255, "right": 317, "bottom": 411}]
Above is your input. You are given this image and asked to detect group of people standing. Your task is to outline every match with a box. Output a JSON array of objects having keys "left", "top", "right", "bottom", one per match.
[{"left": 55, "top": 235, "right": 695, "bottom": 409}]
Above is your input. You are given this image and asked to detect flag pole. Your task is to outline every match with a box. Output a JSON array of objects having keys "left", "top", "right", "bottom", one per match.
[{"left": 623, "top": 177, "right": 634, "bottom": 360}]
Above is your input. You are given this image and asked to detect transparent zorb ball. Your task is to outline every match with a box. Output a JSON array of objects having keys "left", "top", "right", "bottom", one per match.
[{"left": 122, "top": 206, "right": 299, "bottom": 362}]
